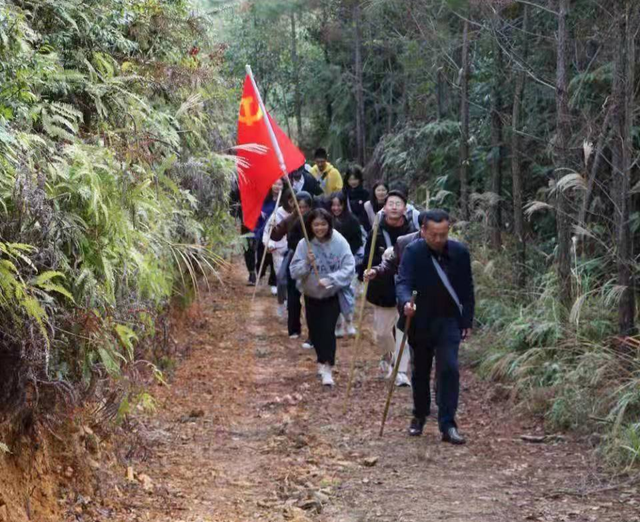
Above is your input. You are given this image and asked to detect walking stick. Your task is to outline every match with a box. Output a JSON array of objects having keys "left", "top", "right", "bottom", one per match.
[
  {"left": 379, "top": 291, "right": 417, "bottom": 437},
  {"left": 253, "top": 188, "right": 283, "bottom": 301},
  {"left": 342, "top": 214, "right": 381, "bottom": 413}
]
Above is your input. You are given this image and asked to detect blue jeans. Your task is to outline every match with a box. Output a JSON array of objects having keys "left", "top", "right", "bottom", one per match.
[{"left": 410, "top": 318, "right": 461, "bottom": 433}]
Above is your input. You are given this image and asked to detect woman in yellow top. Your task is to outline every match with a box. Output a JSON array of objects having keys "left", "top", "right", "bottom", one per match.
[{"left": 310, "top": 148, "right": 343, "bottom": 195}]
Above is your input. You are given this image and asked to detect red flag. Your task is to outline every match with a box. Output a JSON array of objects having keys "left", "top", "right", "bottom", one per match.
[{"left": 237, "top": 75, "right": 305, "bottom": 230}]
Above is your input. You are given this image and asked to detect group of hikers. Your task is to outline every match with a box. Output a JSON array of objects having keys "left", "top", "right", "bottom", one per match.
[{"left": 232, "top": 147, "right": 475, "bottom": 445}]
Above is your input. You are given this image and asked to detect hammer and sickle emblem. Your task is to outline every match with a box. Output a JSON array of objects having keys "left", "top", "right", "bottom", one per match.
[{"left": 239, "top": 96, "right": 263, "bottom": 126}]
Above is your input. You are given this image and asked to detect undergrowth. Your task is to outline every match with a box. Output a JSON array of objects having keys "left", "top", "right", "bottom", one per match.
[
  {"left": 0, "top": 0, "right": 237, "bottom": 430},
  {"left": 470, "top": 238, "right": 640, "bottom": 471}
]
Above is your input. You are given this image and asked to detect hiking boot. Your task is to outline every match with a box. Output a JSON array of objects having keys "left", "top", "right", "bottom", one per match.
[
  {"left": 442, "top": 427, "right": 466, "bottom": 445},
  {"left": 302, "top": 339, "right": 313, "bottom": 350},
  {"left": 321, "top": 367, "right": 335, "bottom": 386},
  {"left": 395, "top": 372, "right": 411, "bottom": 388},
  {"left": 408, "top": 417, "right": 425, "bottom": 437}
]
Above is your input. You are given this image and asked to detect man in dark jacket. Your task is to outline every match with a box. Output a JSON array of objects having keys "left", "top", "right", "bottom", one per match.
[
  {"left": 359, "top": 190, "right": 417, "bottom": 387},
  {"left": 289, "top": 165, "right": 323, "bottom": 197},
  {"left": 397, "top": 209, "right": 474, "bottom": 444}
]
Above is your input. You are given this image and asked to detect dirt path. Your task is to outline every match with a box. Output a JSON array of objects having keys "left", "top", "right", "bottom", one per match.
[{"left": 98, "top": 267, "right": 639, "bottom": 522}]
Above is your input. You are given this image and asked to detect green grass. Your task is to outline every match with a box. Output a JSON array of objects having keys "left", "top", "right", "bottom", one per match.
[{"left": 471, "top": 243, "right": 640, "bottom": 470}]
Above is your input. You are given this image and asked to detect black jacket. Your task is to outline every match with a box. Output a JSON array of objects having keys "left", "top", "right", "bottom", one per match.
[
  {"left": 333, "top": 213, "right": 363, "bottom": 256},
  {"left": 344, "top": 186, "right": 369, "bottom": 230},
  {"left": 396, "top": 239, "right": 475, "bottom": 331},
  {"left": 290, "top": 169, "right": 323, "bottom": 197},
  {"left": 359, "top": 217, "right": 416, "bottom": 307},
  {"left": 373, "top": 231, "right": 420, "bottom": 279}
]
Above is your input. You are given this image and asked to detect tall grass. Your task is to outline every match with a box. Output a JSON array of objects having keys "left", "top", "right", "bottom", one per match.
[{"left": 471, "top": 240, "right": 640, "bottom": 471}]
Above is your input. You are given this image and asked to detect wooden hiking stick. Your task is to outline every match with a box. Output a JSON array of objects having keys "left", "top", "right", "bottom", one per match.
[
  {"left": 252, "top": 188, "right": 283, "bottom": 301},
  {"left": 342, "top": 214, "right": 381, "bottom": 413},
  {"left": 379, "top": 291, "right": 417, "bottom": 437}
]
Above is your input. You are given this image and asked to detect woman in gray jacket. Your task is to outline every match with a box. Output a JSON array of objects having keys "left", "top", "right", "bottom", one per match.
[{"left": 290, "top": 208, "right": 355, "bottom": 386}]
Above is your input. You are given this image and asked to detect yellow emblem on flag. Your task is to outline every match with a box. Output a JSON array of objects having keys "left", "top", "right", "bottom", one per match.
[{"left": 239, "top": 96, "right": 263, "bottom": 126}]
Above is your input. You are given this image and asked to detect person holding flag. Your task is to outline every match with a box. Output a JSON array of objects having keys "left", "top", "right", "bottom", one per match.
[{"left": 235, "top": 66, "right": 316, "bottom": 313}]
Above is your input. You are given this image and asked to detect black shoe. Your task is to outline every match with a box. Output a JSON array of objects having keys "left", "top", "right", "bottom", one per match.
[
  {"left": 246, "top": 273, "right": 257, "bottom": 286},
  {"left": 408, "top": 417, "right": 426, "bottom": 437},
  {"left": 442, "top": 427, "right": 466, "bottom": 445}
]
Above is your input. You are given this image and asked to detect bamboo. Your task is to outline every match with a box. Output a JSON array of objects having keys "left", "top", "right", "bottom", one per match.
[
  {"left": 342, "top": 213, "right": 381, "bottom": 413},
  {"left": 379, "top": 291, "right": 417, "bottom": 437}
]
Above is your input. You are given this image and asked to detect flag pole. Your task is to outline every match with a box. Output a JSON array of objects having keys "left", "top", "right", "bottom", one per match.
[
  {"left": 253, "top": 188, "right": 283, "bottom": 301},
  {"left": 245, "top": 65, "right": 319, "bottom": 278}
]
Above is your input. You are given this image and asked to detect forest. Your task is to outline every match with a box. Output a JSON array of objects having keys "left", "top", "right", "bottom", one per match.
[
  {"left": 0, "top": 0, "right": 639, "bottom": 519},
  {"left": 221, "top": 0, "right": 640, "bottom": 468}
]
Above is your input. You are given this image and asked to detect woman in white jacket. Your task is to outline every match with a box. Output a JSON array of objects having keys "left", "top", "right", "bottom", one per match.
[
  {"left": 290, "top": 208, "right": 355, "bottom": 386},
  {"left": 263, "top": 188, "right": 292, "bottom": 316}
]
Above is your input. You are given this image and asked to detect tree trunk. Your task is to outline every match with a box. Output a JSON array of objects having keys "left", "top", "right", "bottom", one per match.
[
  {"left": 489, "top": 32, "right": 504, "bottom": 249},
  {"left": 459, "top": 18, "right": 471, "bottom": 221},
  {"left": 290, "top": 10, "right": 303, "bottom": 143},
  {"left": 323, "top": 46, "right": 333, "bottom": 125},
  {"left": 511, "top": 4, "right": 529, "bottom": 287},
  {"left": 555, "top": 0, "right": 573, "bottom": 309},
  {"left": 437, "top": 67, "right": 446, "bottom": 120},
  {"left": 612, "top": 0, "right": 636, "bottom": 336},
  {"left": 354, "top": 1, "right": 366, "bottom": 165}
]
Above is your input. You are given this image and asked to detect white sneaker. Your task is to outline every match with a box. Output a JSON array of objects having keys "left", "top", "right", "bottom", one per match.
[
  {"left": 346, "top": 323, "right": 357, "bottom": 336},
  {"left": 335, "top": 324, "right": 345, "bottom": 338},
  {"left": 395, "top": 372, "right": 411, "bottom": 387},
  {"left": 302, "top": 340, "right": 313, "bottom": 350},
  {"left": 289, "top": 333, "right": 300, "bottom": 340},
  {"left": 321, "top": 367, "right": 335, "bottom": 386},
  {"left": 317, "top": 363, "right": 326, "bottom": 377},
  {"left": 270, "top": 286, "right": 278, "bottom": 296},
  {"left": 379, "top": 359, "right": 391, "bottom": 377}
]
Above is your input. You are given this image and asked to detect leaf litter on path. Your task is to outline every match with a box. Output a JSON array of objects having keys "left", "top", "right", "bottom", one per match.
[{"left": 96, "top": 264, "right": 639, "bottom": 522}]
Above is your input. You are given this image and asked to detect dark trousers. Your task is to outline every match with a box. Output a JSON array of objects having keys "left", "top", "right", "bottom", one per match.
[
  {"left": 410, "top": 318, "right": 461, "bottom": 433},
  {"left": 241, "top": 226, "right": 256, "bottom": 276},
  {"left": 287, "top": 270, "right": 302, "bottom": 336},
  {"left": 256, "top": 241, "right": 276, "bottom": 286},
  {"left": 305, "top": 294, "right": 341, "bottom": 366}
]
